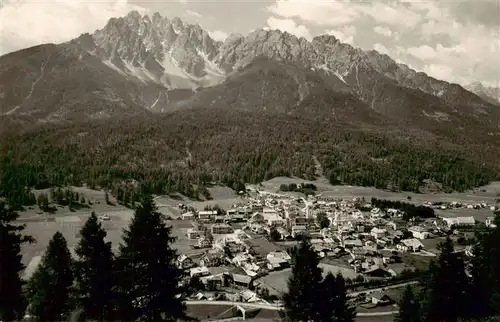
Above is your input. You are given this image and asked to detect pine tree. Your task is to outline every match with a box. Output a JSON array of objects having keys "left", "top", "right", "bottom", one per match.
[
  {"left": 114, "top": 194, "right": 187, "bottom": 321},
  {"left": 396, "top": 285, "right": 421, "bottom": 322},
  {"left": 318, "top": 272, "right": 356, "bottom": 322},
  {"left": 281, "top": 237, "right": 324, "bottom": 322},
  {"left": 469, "top": 212, "right": 500, "bottom": 317},
  {"left": 26, "top": 231, "right": 74, "bottom": 321},
  {"left": 73, "top": 212, "right": 115, "bottom": 321},
  {"left": 122, "top": 190, "right": 130, "bottom": 207},
  {"left": 37, "top": 193, "right": 49, "bottom": 212},
  {"left": 269, "top": 227, "right": 281, "bottom": 241},
  {"left": 0, "top": 202, "right": 35, "bottom": 321},
  {"left": 419, "top": 237, "right": 471, "bottom": 322}
]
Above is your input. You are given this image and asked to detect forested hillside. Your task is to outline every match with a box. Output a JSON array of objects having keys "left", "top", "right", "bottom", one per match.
[{"left": 1, "top": 107, "right": 497, "bottom": 208}]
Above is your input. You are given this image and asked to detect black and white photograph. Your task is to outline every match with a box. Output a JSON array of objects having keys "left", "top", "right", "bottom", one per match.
[{"left": 1, "top": 0, "right": 499, "bottom": 321}]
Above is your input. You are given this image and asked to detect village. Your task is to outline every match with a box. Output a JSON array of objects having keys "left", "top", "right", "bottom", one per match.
[
  {"left": 150, "top": 184, "right": 500, "bottom": 319},
  {"left": 16, "top": 180, "right": 500, "bottom": 320}
]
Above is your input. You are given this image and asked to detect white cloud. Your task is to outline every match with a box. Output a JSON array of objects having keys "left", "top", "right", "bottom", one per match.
[
  {"left": 358, "top": 2, "right": 422, "bottom": 28},
  {"left": 404, "top": 1, "right": 446, "bottom": 21},
  {"left": 267, "top": 1, "right": 421, "bottom": 29},
  {"left": 264, "top": 0, "right": 499, "bottom": 85},
  {"left": 423, "top": 64, "right": 454, "bottom": 82},
  {"left": 373, "top": 25, "right": 393, "bottom": 37},
  {"left": 267, "top": 16, "right": 312, "bottom": 41},
  {"left": 267, "top": 0, "right": 359, "bottom": 26},
  {"left": 406, "top": 45, "right": 436, "bottom": 60},
  {"left": 0, "top": 0, "right": 146, "bottom": 55},
  {"left": 208, "top": 30, "right": 229, "bottom": 42},
  {"left": 325, "top": 26, "right": 356, "bottom": 45},
  {"left": 186, "top": 9, "right": 202, "bottom": 18},
  {"left": 373, "top": 43, "right": 390, "bottom": 55}
]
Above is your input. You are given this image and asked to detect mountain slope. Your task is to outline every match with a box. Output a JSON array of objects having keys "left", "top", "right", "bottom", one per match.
[
  {"left": 1, "top": 10, "right": 497, "bottom": 127},
  {"left": 466, "top": 82, "right": 500, "bottom": 105}
]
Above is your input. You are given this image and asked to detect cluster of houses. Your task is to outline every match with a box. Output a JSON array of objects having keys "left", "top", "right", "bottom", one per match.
[{"left": 171, "top": 190, "right": 497, "bottom": 305}]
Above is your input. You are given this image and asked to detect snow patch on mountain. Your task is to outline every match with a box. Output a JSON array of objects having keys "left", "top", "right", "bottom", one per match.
[
  {"left": 103, "top": 59, "right": 127, "bottom": 76},
  {"left": 197, "top": 48, "right": 224, "bottom": 76},
  {"left": 149, "top": 92, "right": 161, "bottom": 109},
  {"left": 334, "top": 71, "right": 347, "bottom": 85}
]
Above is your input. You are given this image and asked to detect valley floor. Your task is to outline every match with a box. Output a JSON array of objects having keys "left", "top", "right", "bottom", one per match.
[{"left": 17, "top": 178, "right": 499, "bottom": 280}]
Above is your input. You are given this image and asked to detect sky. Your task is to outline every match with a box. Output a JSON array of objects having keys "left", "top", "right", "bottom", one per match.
[{"left": 0, "top": 0, "right": 499, "bottom": 87}]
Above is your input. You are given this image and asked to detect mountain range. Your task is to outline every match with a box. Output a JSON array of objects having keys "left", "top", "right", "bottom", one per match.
[
  {"left": 466, "top": 82, "right": 500, "bottom": 105},
  {"left": 1, "top": 11, "right": 499, "bottom": 194}
]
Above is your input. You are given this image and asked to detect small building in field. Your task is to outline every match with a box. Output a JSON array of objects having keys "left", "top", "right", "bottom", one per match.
[
  {"left": 371, "top": 291, "right": 394, "bottom": 306},
  {"left": 186, "top": 228, "right": 203, "bottom": 240},
  {"left": 182, "top": 212, "right": 195, "bottom": 220},
  {"left": 199, "top": 210, "right": 217, "bottom": 222}
]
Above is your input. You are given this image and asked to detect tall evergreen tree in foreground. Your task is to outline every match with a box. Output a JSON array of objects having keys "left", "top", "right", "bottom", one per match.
[
  {"left": 74, "top": 212, "right": 115, "bottom": 321},
  {"left": 318, "top": 272, "right": 356, "bottom": 322},
  {"left": 396, "top": 285, "right": 421, "bottom": 322},
  {"left": 419, "top": 237, "right": 470, "bottom": 322},
  {"left": 0, "top": 201, "right": 34, "bottom": 321},
  {"left": 281, "top": 237, "right": 324, "bottom": 322},
  {"left": 115, "top": 194, "right": 186, "bottom": 321},
  {"left": 26, "top": 231, "right": 73, "bottom": 321},
  {"left": 469, "top": 212, "right": 500, "bottom": 317}
]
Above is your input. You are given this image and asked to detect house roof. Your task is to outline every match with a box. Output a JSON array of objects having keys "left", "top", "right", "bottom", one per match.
[
  {"left": 344, "top": 239, "right": 363, "bottom": 247},
  {"left": 371, "top": 291, "right": 392, "bottom": 301},
  {"left": 233, "top": 273, "right": 252, "bottom": 284},
  {"left": 401, "top": 238, "right": 424, "bottom": 248}
]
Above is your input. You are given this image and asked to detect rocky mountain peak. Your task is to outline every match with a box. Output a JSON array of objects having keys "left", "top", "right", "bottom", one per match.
[{"left": 65, "top": 10, "right": 498, "bottom": 113}]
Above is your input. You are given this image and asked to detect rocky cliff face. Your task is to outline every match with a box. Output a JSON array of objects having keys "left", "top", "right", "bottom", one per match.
[
  {"left": 79, "top": 11, "right": 496, "bottom": 114},
  {"left": 85, "top": 11, "right": 224, "bottom": 89},
  {"left": 1, "top": 10, "right": 498, "bottom": 127}
]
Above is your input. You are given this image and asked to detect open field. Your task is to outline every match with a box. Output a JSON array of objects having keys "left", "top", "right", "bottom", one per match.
[
  {"left": 186, "top": 304, "right": 235, "bottom": 320},
  {"left": 17, "top": 186, "right": 205, "bottom": 279},
  {"left": 20, "top": 216, "right": 202, "bottom": 279},
  {"left": 20, "top": 208, "right": 133, "bottom": 279},
  {"left": 260, "top": 177, "right": 500, "bottom": 204},
  {"left": 257, "top": 263, "right": 359, "bottom": 295},
  {"left": 155, "top": 186, "right": 244, "bottom": 211}
]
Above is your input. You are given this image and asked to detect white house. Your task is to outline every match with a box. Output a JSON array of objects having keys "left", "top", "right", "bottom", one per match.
[
  {"left": 266, "top": 251, "right": 291, "bottom": 270},
  {"left": 211, "top": 223, "right": 234, "bottom": 235},
  {"left": 186, "top": 228, "right": 203, "bottom": 240},
  {"left": 408, "top": 226, "right": 430, "bottom": 239},
  {"left": 190, "top": 266, "right": 210, "bottom": 277},
  {"left": 370, "top": 227, "right": 387, "bottom": 239},
  {"left": 397, "top": 238, "right": 424, "bottom": 252},
  {"left": 182, "top": 212, "right": 195, "bottom": 220},
  {"left": 442, "top": 216, "right": 475, "bottom": 228},
  {"left": 198, "top": 210, "right": 217, "bottom": 222},
  {"left": 263, "top": 208, "right": 284, "bottom": 226}
]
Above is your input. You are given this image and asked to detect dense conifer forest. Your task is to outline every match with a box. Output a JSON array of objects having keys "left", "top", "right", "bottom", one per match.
[{"left": 1, "top": 109, "right": 498, "bottom": 209}]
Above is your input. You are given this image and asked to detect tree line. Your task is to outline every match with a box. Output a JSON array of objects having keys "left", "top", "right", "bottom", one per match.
[
  {"left": 370, "top": 197, "right": 435, "bottom": 221},
  {"left": 1, "top": 109, "right": 498, "bottom": 211},
  {"left": 0, "top": 195, "right": 187, "bottom": 321},
  {"left": 279, "top": 183, "right": 317, "bottom": 194}
]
